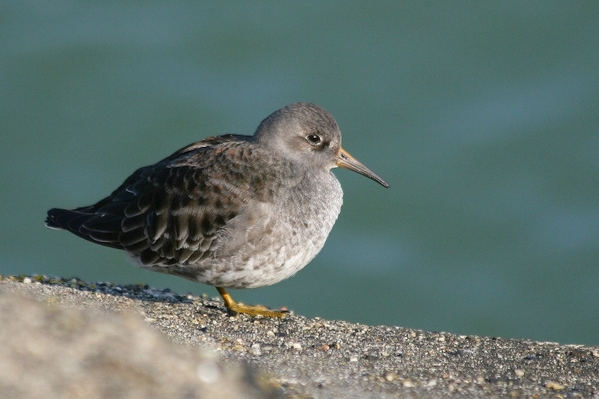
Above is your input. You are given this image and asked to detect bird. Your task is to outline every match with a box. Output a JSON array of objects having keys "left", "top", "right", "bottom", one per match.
[{"left": 45, "top": 102, "right": 389, "bottom": 317}]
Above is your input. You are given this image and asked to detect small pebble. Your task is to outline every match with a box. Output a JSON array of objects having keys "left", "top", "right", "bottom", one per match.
[
  {"left": 546, "top": 381, "right": 565, "bottom": 390},
  {"left": 515, "top": 369, "right": 524, "bottom": 377}
]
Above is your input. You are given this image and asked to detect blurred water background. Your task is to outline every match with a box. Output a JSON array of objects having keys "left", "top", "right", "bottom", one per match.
[{"left": 1, "top": 2, "right": 598, "bottom": 345}]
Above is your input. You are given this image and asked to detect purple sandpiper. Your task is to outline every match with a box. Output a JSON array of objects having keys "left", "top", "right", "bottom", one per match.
[{"left": 46, "top": 103, "right": 389, "bottom": 317}]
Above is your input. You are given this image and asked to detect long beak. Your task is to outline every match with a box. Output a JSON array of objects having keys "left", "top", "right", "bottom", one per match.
[{"left": 336, "top": 147, "right": 389, "bottom": 188}]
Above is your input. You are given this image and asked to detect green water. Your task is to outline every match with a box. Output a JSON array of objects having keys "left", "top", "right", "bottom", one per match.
[{"left": 2, "top": 2, "right": 598, "bottom": 345}]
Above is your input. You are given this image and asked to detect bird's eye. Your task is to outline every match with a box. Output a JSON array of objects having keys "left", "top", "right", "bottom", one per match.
[{"left": 306, "top": 134, "right": 322, "bottom": 145}]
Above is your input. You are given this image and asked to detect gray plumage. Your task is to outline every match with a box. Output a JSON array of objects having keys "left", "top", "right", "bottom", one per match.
[{"left": 46, "top": 103, "right": 388, "bottom": 292}]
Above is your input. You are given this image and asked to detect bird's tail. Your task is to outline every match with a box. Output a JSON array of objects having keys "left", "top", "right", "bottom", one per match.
[{"left": 45, "top": 208, "right": 123, "bottom": 250}]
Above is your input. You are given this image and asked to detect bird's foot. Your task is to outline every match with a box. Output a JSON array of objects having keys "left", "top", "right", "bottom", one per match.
[
  {"left": 226, "top": 302, "right": 288, "bottom": 318},
  {"left": 216, "top": 287, "right": 288, "bottom": 318}
]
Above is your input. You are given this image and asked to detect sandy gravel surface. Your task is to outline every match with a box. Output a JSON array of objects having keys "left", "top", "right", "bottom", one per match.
[{"left": 1, "top": 275, "right": 597, "bottom": 398}]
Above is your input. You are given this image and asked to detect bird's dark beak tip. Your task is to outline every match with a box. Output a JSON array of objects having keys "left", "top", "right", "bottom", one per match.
[{"left": 372, "top": 177, "right": 390, "bottom": 189}]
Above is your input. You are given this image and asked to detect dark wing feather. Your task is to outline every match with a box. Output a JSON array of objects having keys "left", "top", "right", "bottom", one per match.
[{"left": 45, "top": 135, "right": 257, "bottom": 266}]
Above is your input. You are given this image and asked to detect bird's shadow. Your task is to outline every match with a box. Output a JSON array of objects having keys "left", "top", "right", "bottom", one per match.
[
  {"left": 19, "top": 274, "right": 195, "bottom": 305},
  {"left": 14, "top": 275, "right": 294, "bottom": 320}
]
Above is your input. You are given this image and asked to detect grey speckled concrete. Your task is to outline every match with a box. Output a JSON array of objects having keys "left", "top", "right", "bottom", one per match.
[{"left": 1, "top": 276, "right": 598, "bottom": 399}]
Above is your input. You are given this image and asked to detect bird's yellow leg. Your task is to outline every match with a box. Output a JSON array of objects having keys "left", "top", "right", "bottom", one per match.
[{"left": 216, "top": 287, "right": 287, "bottom": 318}]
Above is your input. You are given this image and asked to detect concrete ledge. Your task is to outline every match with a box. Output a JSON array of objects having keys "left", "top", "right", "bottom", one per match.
[{"left": 1, "top": 275, "right": 597, "bottom": 398}]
